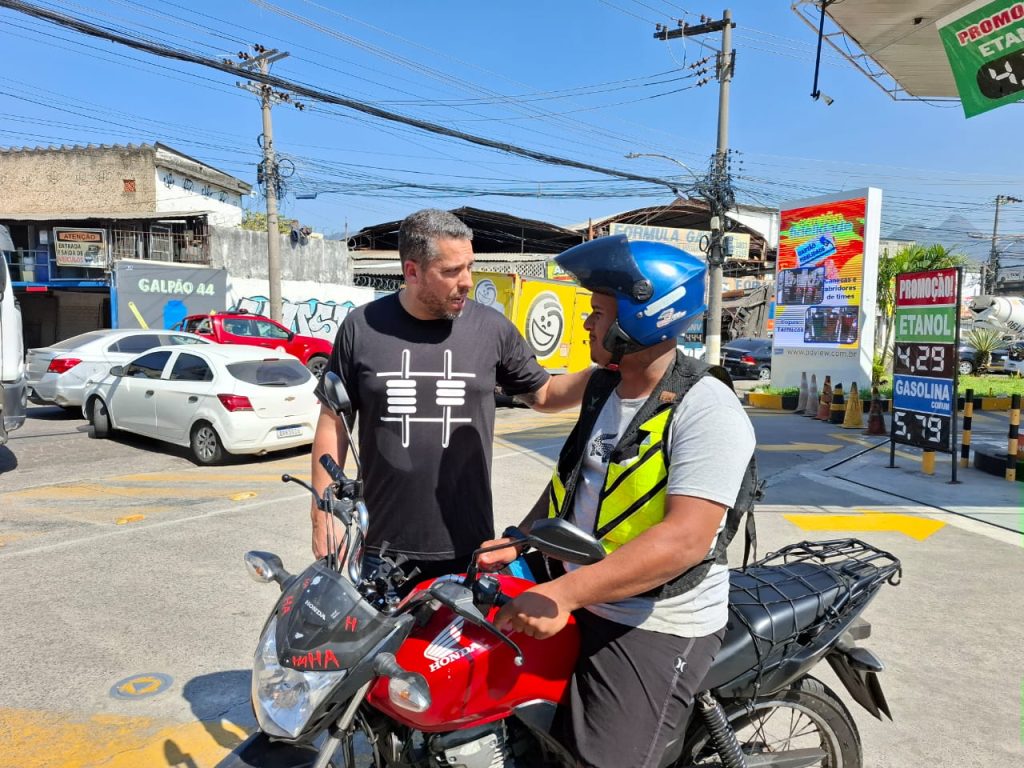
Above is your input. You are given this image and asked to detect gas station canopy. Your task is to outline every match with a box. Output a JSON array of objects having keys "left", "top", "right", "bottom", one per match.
[{"left": 793, "top": 1, "right": 974, "bottom": 99}]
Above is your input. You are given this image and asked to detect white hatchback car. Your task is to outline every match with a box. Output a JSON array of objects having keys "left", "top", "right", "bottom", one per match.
[
  {"left": 27, "top": 329, "right": 209, "bottom": 408},
  {"left": 82, "top": 344, "right": 321, "bottom": 464}
]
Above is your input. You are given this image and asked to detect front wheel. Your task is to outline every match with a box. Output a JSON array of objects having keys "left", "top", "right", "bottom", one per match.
[
  {"left": 679, "top": 677, "right": 862, "bottom": 767},
  {"left": 90, "top": 399, "right": 112, "bottom": 439},
  {"left": 190, "top": 421, "right": 225, "bottom": 465},
  {"left": 958, "top": 359, "right": 975, "bottom": 376}
]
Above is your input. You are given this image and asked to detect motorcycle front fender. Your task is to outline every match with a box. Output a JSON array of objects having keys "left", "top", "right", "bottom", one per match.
[{"left": 214, "top": 731, "right": 323, "bottom": 768}]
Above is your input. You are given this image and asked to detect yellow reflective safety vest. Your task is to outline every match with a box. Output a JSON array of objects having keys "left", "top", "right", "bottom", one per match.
[{"left": 547, "top": 352, "right": 759, "bottom": 599}]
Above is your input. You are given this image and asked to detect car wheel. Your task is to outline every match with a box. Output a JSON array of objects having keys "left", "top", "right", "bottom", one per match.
[
  {"left": 90, "top": 399, "right": 111, "bottom": 439},
  {"left": 190, "top": 421, "right": 224, "bottom": 465},
  {"left": 958, "top": 359, "right": 975, "bottom": 376},
  {"left": 306, "top": 355, "right": 329, "bottom": 379},
  {"left": 757, "top": 367, "right": 772, "bottom": 382}
]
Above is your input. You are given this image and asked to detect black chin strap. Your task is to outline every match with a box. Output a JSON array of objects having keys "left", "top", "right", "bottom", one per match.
[{"left": 602, "top": 323, "right": 642, "bottom": 372}]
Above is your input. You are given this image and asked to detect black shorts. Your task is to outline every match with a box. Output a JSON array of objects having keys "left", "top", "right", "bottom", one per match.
[{"left": 558, "top": 609, "right": 725, "bottom": 768}]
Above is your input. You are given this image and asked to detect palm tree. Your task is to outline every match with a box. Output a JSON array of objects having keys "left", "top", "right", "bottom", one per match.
[{"left": 876, "top": 244, "right": 968, "bottom": 368}]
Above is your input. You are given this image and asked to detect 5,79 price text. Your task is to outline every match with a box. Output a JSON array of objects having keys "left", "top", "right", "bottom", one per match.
[{"left": 892, "top": 408, "right": 952, "bottom": 452}]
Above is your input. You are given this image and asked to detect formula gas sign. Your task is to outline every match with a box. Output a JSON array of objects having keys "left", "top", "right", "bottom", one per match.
[
  {"left": 608, "top": 222, "right": 750, "bottom": 260},
  {"left": 891, "top": 267, "right": 962, "bottom": 455},
  {"left": 937, "top": 0, "right": 1024, "bottom": 117}
]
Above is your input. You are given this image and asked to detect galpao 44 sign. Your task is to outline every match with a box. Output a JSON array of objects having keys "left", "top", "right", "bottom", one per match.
[{"left": 937, "top": 0, "right": 1024, "bottom": 117}]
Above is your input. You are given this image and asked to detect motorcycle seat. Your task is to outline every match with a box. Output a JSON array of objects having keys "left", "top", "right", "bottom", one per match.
[{"left": 702, "top": 562, "right": 847, "bottom": 691}]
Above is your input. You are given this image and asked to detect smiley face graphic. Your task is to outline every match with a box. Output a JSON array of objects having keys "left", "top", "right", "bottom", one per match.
[{"left": 526, "top": 292, "right": 564, "bottom": 359}]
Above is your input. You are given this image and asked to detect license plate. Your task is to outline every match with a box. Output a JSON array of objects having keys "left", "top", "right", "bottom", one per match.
[{"left": 276, "top": 426, "right": 302, "bottom": 439}]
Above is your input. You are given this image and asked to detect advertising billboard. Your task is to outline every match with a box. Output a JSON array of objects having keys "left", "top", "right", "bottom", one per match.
[
  {"left": 770, "top": 189, "right": 881, "bottom": 389},
  {"left": 114, "top": 261, "right": 227, "bottom": 330},
  {"left": 891, "top": 268, "right": 962, "bottom": 456}
]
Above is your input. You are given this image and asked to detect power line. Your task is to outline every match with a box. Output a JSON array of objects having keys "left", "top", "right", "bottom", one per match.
[{"left": 0, "top": 0, "right": 683, "bottom": 193}]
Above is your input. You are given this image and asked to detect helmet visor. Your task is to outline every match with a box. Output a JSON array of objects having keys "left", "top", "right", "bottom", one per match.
[{"left": 554, "top": 235, "right": 648, "bottom": 302}]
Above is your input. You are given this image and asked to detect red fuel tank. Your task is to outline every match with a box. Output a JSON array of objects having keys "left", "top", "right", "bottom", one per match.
[{"left": 366, "top": 575, "right": 579, "bottom": 732}]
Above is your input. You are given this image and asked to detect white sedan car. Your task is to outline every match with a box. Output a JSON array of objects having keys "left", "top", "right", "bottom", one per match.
[
  {"left": 27, "top": 329, "right": 209, "bottom": 408},
  {"left": 82, "top": 344, "right": 321, "bottom": 464}
]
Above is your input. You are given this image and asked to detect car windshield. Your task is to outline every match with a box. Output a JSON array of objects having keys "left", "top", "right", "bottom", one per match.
[
  {"left": 227, "top": 359, "right": 311, "bottom": 387},
  {"left": 49, "top": 330, "right": 111, "bottom": 350}
]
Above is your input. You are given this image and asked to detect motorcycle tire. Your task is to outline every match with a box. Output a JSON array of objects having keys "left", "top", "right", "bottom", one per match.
[{"left": 678, "top": 676, "right": 862, "bottom": 768}]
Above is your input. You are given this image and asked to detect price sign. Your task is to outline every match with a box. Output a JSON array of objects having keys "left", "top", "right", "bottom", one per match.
[
  {"left": 892, "top": 268, "right": 960, "bottom": 458},
  {"left": 892, "top": 409, "right": 952, "bottom": 452},
  {"left": 893, "top": 343, "right": 955, "bottom": 379}
]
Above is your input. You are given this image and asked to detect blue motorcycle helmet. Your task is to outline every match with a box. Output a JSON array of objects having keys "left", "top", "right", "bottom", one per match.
[{"left": 555, "top": 234, "right": 707, "bottom": 360}]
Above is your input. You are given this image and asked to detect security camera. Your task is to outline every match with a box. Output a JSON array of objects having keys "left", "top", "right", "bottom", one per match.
[{"left": 813, "top": 91, "right": 834, "bottom": 106}]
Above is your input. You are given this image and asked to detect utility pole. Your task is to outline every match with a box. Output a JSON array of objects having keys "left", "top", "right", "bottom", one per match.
[
  {"left": 234, "top": 46, "right": 303, "bottom": 323},
  {"left": 655, "top": 11, "right": 735, "bottom": 366},
  {"left": 988, "top": 194, "right": 1022, "bottom": 295}
]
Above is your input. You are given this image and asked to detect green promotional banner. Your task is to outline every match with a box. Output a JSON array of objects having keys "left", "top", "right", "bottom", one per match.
[
  {"left": 937, "top": 1, "right": 1024, "bottom": 117},
  {"left": 894, "top": 306, "right": 958, "bottom": 343}
]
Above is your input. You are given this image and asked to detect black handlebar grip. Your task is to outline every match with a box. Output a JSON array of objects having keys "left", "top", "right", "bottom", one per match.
[{"left": 319, "top": 454, "right": 346, "bottom": 483}]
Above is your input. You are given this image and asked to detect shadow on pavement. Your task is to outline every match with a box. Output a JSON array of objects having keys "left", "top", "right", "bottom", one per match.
[
  {"left": 179, "top": 669, "right": 255, "bottom": 751},
  {"left": 0, "top": 445, "right": 16, "bottom": 474}
]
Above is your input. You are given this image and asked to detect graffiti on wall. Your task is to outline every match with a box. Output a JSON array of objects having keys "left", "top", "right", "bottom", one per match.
[{"left": 231, "top": 295, "right": 357, "bottom": 339}]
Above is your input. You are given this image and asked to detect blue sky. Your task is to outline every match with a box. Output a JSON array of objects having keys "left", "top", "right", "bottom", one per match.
[{"left": 1, "top": 0, "right": 1022, "bottom": 256}]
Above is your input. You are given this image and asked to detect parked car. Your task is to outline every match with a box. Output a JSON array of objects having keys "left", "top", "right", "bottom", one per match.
[
  {"left": 26, "top": 329, "right": 209, "bottom": 409},
  {"left": 82, "top": 344, "right": 320, "bottom": 464},
  {"left": 174, "top": 311, "right": 333, "bottom": 377},
  {"left": 720, "top": 337, "right": 773, "bottom": 381},
  {"left": 956, "top": 342, "right": 1018, "bottom": 375}
]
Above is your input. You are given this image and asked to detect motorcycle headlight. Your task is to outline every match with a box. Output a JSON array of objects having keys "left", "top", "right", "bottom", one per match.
[{"left": 252, "top": 617, "right": 346, "bottom": 739}]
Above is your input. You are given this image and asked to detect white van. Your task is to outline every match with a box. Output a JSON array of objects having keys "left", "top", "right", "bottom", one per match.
[{"left": 0, "top": 225, "right": 27, "bottom": 444}]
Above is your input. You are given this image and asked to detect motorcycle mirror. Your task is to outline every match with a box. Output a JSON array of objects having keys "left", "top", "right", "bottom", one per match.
[
  {"left": 318, "top": 371, "right": 353, "bottom": 418},
  {"left": 527, "top": 519, "right": 605, "bottom": 565},
  {"left": 244, "top": 551, "right": 291, "bottom": 588}
]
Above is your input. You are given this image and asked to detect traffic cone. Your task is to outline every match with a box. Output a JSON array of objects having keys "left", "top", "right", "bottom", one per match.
[
  {"left": 864, "top": 386, "right": 887, "bottom": 436},
  {"left": 842, "top": 382, "right": 864, "bottom": 429},
  {"left": 829, "top": 383, "right": 846, "bottom": 424},
  {"left": 794, "top": 372, "right": 808, "bottom": 414},
  {"left": 804, "top": 374, "right": 819, "bottom": 417},
  {"left": 816, "top": 376, "right": 833, "bottom": 420}
]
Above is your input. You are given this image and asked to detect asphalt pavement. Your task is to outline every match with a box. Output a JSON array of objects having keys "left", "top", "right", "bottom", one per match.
[{"left": 0, "top": 398, "right": 1021, "bottom": 767}]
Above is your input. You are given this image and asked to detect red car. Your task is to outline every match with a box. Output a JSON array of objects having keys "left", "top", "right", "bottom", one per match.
[{"left": 175, "top": 311, "right": 333, "bottom": 377}]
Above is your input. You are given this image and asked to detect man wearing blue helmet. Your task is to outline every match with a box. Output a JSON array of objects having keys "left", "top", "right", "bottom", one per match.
[{"left": 480, "top": 235, "right": 757, "bottom": 768}]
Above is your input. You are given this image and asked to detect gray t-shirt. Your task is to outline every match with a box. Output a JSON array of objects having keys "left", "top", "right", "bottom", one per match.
[
  {"left": 566, "top": 375, "right": 756, "bottom": 637},
  {"left": 328, "top": 293, "right": 549, "bottom": 560}
]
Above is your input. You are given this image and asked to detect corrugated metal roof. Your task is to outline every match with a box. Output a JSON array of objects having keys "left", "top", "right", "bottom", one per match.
[{"left": 0, "top": 211, "right": 215, "bottom": 222}]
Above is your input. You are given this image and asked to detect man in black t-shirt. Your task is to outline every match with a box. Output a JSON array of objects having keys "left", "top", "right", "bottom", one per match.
[{"left": 310, "top": 209, "right": 592, "bottom": 581}]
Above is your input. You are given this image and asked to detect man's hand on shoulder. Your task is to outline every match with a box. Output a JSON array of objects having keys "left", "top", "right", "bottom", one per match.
[{"left": 521, "top": 367, "right": 595, "bottom": 412}]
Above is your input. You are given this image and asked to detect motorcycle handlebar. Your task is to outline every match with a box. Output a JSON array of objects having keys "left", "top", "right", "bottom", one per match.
[{"left": 319, "top": 454, "right": 347, "bottom": 484}]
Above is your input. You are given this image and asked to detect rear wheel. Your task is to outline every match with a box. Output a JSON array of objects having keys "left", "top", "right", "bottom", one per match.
[
  {"left": 679, "top": 677, "right": 862, "bottom": 767},
  {"left": 190, "top": 421, "right": 224, "bottom": 465},
  {"left": 90, "top": 399, "right": 111, "bottom": 439},
  {"left": 958, "top": 359, "right": 975, "bottom": 376},
  {"left": 307, "top": 354, "right": 329, "bottom": 379},
  {"left": 757, "top": 367, "right": 772, "bottom": 382}
]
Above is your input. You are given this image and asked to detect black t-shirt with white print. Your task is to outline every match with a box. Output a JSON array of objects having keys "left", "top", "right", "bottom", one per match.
[{"left": 327, "top": 292, "right": 549, "bottom": 560}]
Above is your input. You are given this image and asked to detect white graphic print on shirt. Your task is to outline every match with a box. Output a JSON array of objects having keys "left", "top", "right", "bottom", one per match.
[{"left": 375, "top": 349, "right": 477, "bottom": 448}]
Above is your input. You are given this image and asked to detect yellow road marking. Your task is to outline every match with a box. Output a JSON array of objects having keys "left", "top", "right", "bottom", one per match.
[
  {"left": 759, "top": 442, "right": 843, "bottom": 453},
  {"left": 115, "top": 514, "right": 145, "bottom": 525},
  {"left": 230, "top": 491, "right": 258, "bottom": 501},
  {"left": 783, "top": 507, "right": 946, "bottom": 540},
  {"left": 5, "top": 485, "right": 260, "bottom": 501},
  {"left": 117, "top": 472, "right": 297, "bottom": 484},
  {"left": 0, "top": 707, "right": 247, "bottom": 768},
  {"left": 116, "top": 676, "right": 164, "bottom": 696}
]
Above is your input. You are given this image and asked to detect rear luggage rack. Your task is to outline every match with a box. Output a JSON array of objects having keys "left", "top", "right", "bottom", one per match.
[{"left": 714, "top": 539, "right": 902, "bottom": 697}]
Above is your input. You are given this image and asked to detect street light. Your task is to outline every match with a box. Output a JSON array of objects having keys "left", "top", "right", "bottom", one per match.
[{"left": 624, "top": 152, "right": 704, "bottom": 186}]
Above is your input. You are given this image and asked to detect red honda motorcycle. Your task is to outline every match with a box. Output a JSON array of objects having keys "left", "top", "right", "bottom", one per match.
[{"left": 220, "top": 373, "right": 901, "bottom": 768}]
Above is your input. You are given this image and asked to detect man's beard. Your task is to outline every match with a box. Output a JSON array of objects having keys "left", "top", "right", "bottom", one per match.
[{"left": 422, "top": 291, "right": 466, "bottom": 320}]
